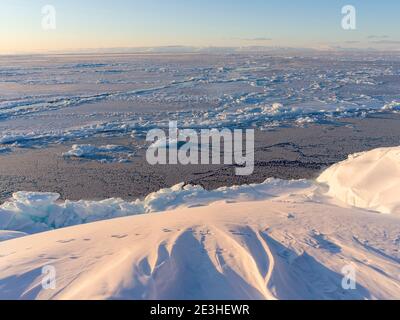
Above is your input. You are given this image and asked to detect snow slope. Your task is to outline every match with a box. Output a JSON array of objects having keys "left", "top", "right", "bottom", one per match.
[
  {"left": 0, "top": 147, "right": 400, "bottom": 300},
  {"left": 0, "top": 197, "right": 399, "bottom": 300},
  {"left": 317, "top": 147, "right": 400, "bottom": 215}
]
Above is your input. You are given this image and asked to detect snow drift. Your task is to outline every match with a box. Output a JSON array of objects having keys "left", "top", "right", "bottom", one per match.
[{"left": 317, "top": 147, "right": 400, "bottom": 214}]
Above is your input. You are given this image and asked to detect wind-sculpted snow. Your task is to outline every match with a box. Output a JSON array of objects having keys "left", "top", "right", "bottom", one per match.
[
  {"left": 0, "top": 53, "right": 400, "bottom": 151},
  {"left": 317, "top": 146, "right": 400, "bottom": 214},
  {"left": 1, "top": 192, "right": 399, "bottom": 300}
]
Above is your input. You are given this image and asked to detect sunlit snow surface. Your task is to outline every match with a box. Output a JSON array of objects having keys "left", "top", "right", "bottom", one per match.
[{"left": 0, "top": 52, "right": 399, "bottom": 151}]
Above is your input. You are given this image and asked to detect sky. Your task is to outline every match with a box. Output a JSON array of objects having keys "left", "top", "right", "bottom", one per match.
[{"left": 0, "top": 0, "right": 399, "bottom": 53}]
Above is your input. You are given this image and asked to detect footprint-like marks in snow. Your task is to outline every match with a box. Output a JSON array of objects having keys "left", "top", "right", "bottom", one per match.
[
  {"left": 111, "top": 234, "right": 128, "bottom": 239},
  {"left": 57, "top": 239, "right": 76, "bottom": 244}
]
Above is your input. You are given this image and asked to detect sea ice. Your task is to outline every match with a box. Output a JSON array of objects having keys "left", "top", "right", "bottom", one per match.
[
  {"left": 0, "top": 53, "right": 399, "bottom": 152},
  {"left": 63, "top": 144, "right": 134, "bottom": 163},
  {"left": 1, "top": 147, "right": 400, "bottom": 233}
]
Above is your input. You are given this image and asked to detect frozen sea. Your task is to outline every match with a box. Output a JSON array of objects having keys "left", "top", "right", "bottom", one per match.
[{"left": 0, "top": 51, "right": 399, "bottom": 151}]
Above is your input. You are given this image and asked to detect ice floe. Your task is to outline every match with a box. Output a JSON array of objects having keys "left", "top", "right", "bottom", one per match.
[
  {"left": 0, "top": 230, "right": 27, "bottom": 242},
  {"left": 63, "top": 144, "right": 134, "bottom": 163}
]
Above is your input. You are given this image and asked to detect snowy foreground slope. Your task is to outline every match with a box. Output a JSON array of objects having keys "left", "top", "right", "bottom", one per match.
[{"left": 0, "top": 147, "right": 400, "bottom": 300}]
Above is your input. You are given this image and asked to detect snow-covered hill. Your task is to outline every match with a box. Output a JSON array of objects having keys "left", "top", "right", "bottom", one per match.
[{"left": 0, "top": 147, "right": 400, "bottom": 300}]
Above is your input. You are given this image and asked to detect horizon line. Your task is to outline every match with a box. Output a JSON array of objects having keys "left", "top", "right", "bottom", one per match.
[{"left": 1, "top": 45, "right": 399, "bottom": 56}]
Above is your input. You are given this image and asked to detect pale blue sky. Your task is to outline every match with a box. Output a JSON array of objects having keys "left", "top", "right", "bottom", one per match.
[{"left": 1, "top": 0, "right": 399, "bottom": 53}]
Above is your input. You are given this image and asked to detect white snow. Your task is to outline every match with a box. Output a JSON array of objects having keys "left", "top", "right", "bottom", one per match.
[
  {"left": 0, "top": 146, "right": 399, "bottom": 299},
  {"left": 317, "top": 146, "right": 400, "bottom": 215},
  {"left": 0, "top": 195, "right": 399, "bottom": 300}
]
